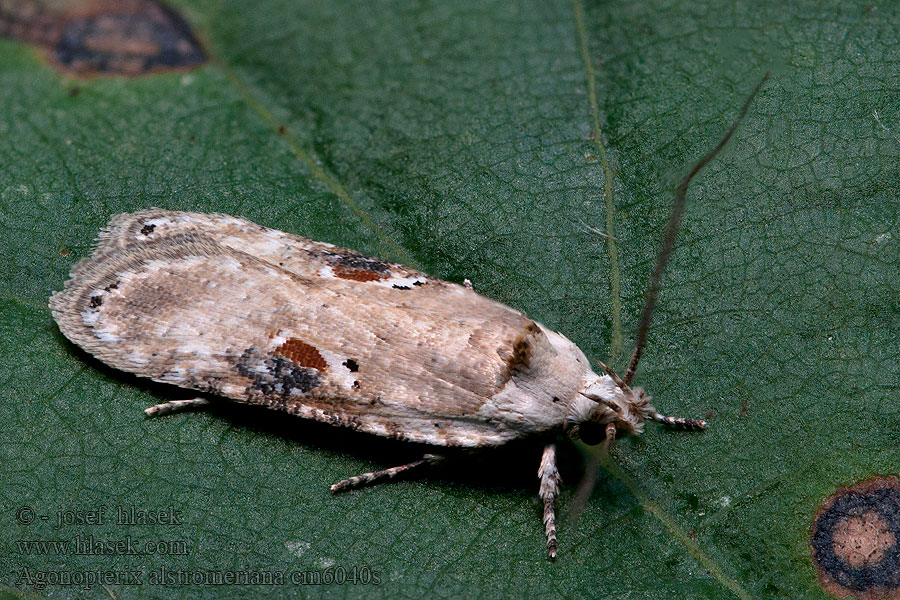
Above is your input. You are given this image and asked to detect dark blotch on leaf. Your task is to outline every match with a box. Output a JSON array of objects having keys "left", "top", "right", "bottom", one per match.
[
  {"left": 0, "top": 0, "right": 206, "bottom": 76},
  {"left": 811, "top": 476, "right": 900, "bottom": 600}
]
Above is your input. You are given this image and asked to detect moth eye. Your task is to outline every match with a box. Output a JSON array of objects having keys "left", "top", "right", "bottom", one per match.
[{"left": 577, "top": 422, "right": 605, "bottom": 446}]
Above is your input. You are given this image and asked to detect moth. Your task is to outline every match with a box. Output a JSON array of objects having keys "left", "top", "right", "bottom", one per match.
[{"left": 49, "top": 76, "right": 766, "bottom": 560}]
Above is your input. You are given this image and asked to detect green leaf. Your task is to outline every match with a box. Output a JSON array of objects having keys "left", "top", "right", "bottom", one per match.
[{"left": 2, "top": 0, "right": 899, "bottom": 598}]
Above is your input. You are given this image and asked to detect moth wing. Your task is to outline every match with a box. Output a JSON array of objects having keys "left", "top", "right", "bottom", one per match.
[
  {"left": 50, "top": 232, "right": 571, "bottom": 447},
  {"left": 90, "top": 209, "right": 429, "bottom": 289}
]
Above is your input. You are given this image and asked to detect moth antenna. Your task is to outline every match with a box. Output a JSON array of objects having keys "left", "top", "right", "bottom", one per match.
[
  {"left": 622, "top": 72, "right": 770, "bottom": 386},
  {"left": 594, "top": 359, "right": 631, "bottom": 394}
]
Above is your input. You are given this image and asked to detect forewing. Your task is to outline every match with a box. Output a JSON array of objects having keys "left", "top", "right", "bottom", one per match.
[{"left": 50, "top": 230, "right": 541, "bottom": 446}]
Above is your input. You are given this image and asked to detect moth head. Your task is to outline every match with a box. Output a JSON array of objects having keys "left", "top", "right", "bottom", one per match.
[
  {"left": 573, "top": 367, "right": 652, "bottom": 445},
  {"left": 571, "top": 359, "right": 706, "bottom": 445}
]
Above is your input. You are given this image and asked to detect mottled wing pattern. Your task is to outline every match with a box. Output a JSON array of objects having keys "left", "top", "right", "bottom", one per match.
[
  {"left": 90, "top": 209, "right": 429, "bottom": 289},
  {"left": 50, "top": 211, "right": 561, "bottom": 447}
]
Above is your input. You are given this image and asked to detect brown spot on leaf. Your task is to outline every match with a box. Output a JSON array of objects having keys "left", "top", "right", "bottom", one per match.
[
  {"left": 811, "top": 476, "right": 900, "bottom": 599},
  {"left": 275, "top": 338, "right": 327, "bottom": 372},
  {"left": 333, "top": 264, "right": 387, "bottom": 282},
  {"left": 833, "top": 512, "right": 895, "bottom": 568},
  {"left": 0, "top": 0, "right": 206, "bottom": 77}
]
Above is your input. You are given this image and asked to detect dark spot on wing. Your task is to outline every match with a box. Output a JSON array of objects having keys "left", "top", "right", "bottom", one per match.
[
  {"left": 275, "top": 338, "right": 327, "bottom": 372},
  {"left": 140, "top": 223, "right": 156, "bottom": 235},
  {"left": 321, "top": 249, "right": 391, "bottom": 282},
  {"left": 235, "top": 347, "right": 322, "bottom": 398},
  {"left": 343, "top": 359, "right": 359, "bottom": 372},
  {"left": 103, "top": 281, "right": 119, "bottom": 291},
  {"left": 0, "top": 0, "right": 206, "bottom": 77},
  {"left": 330, "top": 251, "right": 390, "bottom": 273},
  {"left": 392, "top": 284, "right": 411, "bottom": 290},
  {"left": 499, "top": 320, "right": 541, "bottom": 383},
  {"left": 333, "top": 265, "right": 388, "bottom": 282},
  {"left": 811, "top": 476, "right": 900, "bottom": 600},
  {"left": 506, "top": 323, "right": 538, "bottom": 372},
  {"left": 89, "top": 295, "right": 102, "bottom": 308}
]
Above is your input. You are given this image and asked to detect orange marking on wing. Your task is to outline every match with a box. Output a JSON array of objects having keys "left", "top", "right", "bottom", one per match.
[
  {"left": 333, "top": 265, "right": 388, "bottom": 282},
  {"left": 275, "top": 338, "right": 327, "bottom": 371}
]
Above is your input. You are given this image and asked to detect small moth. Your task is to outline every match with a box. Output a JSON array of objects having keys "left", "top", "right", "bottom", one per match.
[{"left": 49, "top": 77, "right": 765, "bottom": 560}]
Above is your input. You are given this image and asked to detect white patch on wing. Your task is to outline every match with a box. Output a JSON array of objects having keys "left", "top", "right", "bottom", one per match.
[
  {"left": 94, "top": 329, "right": 122, "bottom": 343},
  {"left": 158, "top": 368, "right": 186, "bottom": 384},
  {"left": 319, "top": 348, "right": 357, "bottom": 389},
  {"left": 364, "top": 421, "right": 388, "bottom": 436},
  {"left": 81, "top": 307, "right": 100, "bottom": 326},
  {"left": 125, "top": 351, "right": 150, "bottom": 366},
  {"left": 374, "top": 275, "right": 427, "bottom": 289}
]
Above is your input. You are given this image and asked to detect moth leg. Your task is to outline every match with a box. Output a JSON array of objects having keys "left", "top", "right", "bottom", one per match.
[
  {"left": 463, "top": 278, "right": 474, "bottom": 290},
  {"left": 538, "top": 443, "right": 561, "bottom": 560},
  {"left": 330, "top": 454, "right": 444, "bottom": 493},
  {"left": 648, "top": 411, "right": 706, "bottom": 430},
  {"left": 144, "top": 397, "right": 212, "bottom": 417}
]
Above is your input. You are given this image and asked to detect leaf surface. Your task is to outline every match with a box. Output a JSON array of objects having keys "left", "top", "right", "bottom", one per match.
[{"left": 1, "top": 1, "right": 899, "bottom": 598}]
